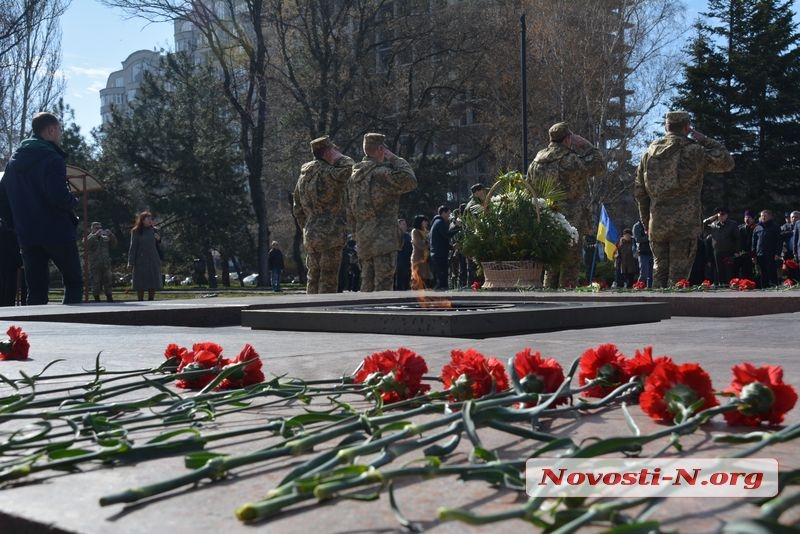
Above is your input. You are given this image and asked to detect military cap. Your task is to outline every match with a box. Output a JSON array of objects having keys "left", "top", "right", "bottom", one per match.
[
  {"left": 548, "top": 122, "right": 571, "bottom": 142},
  {"left": 363, "top": 132, "right": 386, "bottom": 150},
  {"left": 310, "top": 135, "right": 333, "bottom": 152},
  {"left": 90, "top": 221, "right": 102, "bottom": 228},
  {"left": 665, "top": 111, "right": 690, "bottom": 124},
  {"left": 470, "top": 183, "right": 486, "bottom": 194}
]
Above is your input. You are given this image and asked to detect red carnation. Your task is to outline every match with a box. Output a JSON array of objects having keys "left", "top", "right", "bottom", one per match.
[
  {"left": 354, "top": 347, "right": 430, "bottom": 403},
  {"left": 624, "top": 346, "right": 673, "bottom": 380},
  {"left": 675, "top": 279, "right": 690, "bottom": 288},
  {"left": 164, "top": 343, "right": 190, "bottom": 367},
  {"left": 513, "top": 348, "right": 567, "bottom": 405},
  {"left": 176, "top": 346, "right": 226, "bottom": 389},
  {"left": 784, "top": 259, "right": 799, "bottom": 270},
  {"left": 736, "top": 278, "right": 756, "bottom": 290},
  {"left": 441, "top": 348, "right": 509, "bottom": 402},
  {"left": 723, "top": 363, "right": 798, "bottom": 426},
  {"left": 783, "top": 279, "right": 796, "bottom": 288},
  {"left": 639, "top": 361, "right": 718, "bottom": 424},
  {"left": 219, "top": 344, "right": 265, "bottom": 389},
  {"left": 700, "top": 279, "right": 712, "bottom": 289},
  {"left": 578, "top": 343, "right": 628, "bottom": 397},
  {"left": 632, "top": 281, "right": 646, "bottom": 290},
  {"left": 0, "top": 325, "right": 30, "bottom": 360}
]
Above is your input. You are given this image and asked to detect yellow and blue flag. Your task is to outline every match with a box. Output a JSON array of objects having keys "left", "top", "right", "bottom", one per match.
[{"left": 596, "top": 204, "right": 619, "bottom": 261}]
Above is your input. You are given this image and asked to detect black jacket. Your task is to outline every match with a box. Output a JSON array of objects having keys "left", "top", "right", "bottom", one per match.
[
  {"left": 0, "top": 135, "right": 77, "bottom": 246},
  {"left": 430, "top": 215, "right": 457, "bottom": 256},
  {"left": 752, "top": 219, "right": 780, "bottom": 257}
]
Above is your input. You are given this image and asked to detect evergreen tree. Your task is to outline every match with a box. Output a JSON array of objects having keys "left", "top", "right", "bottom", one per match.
[
  {"left": 99, "top": 54, "right": 254, "bottom": 284},
  {"left": 674, "top": 0, "right": 800, "bottom": 214}
]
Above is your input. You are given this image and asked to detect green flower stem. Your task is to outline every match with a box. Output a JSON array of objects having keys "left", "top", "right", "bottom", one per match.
[
  {"left": 728, "top": 420, "right": 800, "bottom": 458},
  {"left": 547, "top": 497, "right": 655, "bottom": 534},
  {"left": 239, "top": 461, "right": 529, "bottom": 522},
  {"left": 759, "top": 484, "right": 800, "bottom": 521},
  {"left": 572, "top": 403, "right": 738, "bottom": 458},
  {"left": 236, "top": 493, "right": 310, "bottom": 522}
]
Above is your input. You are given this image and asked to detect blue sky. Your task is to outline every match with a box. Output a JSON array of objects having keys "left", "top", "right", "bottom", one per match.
[{"left": 60, "top": 1, "right": 709, "bottom": 135}]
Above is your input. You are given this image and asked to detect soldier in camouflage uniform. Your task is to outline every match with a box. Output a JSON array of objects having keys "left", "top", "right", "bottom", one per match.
[
  {"left": 347, "top": 133, "right": 417, "bottom": 292},
  {"left": 634, "top": 111, "right": 734, "bottom": 288},
  {"left": 293, "top": 136, "right": 354, "bottom": 294},
  {"left": 528, "top": 122, "right": 606, "bottom": 288},
  {"left": 87, "top": 221, "right": 116, "bottom": 302}
]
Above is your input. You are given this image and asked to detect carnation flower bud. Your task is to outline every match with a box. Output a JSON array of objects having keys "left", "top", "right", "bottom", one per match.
[
  {"left": 520, "top": 374, "right": 545, "bottom": 394},
  {"left": 738, "top": 381, "right": 775, "bottom": 416}
]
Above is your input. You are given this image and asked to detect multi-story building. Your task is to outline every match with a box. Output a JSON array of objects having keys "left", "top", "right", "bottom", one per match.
[{"left": 99, "top": 50, "right": 162, "bottom": 125}]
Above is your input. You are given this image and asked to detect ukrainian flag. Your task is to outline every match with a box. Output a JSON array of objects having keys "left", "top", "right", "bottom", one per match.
[{"left": 596, "top": 204, "right": 619, "bottom": 261}]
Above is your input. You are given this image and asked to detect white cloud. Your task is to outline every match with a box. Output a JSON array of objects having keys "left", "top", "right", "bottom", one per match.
[{"left": 63, "top": 65, "right": 113, "bottom": 80}]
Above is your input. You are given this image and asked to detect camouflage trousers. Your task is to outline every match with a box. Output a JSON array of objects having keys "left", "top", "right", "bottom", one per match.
[
  {"left": 305, "top": 247, "right": 341, "bottom": 294},
  {"left": 360, "top": 252, "right": 397, "bottom": 292},
  {"left": 543, "top": 241, "right": 581, "bottom": 289},
  {"left": 651, "top": 238, "right": 697, "bottom": 288},
  {"left": 89, "top": 263, "right": 113, "bottom": 297}
]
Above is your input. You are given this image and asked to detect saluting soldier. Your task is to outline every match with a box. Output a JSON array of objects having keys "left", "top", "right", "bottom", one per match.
[
  {"left": 528, "top": 122, "right": 606, "bottom": 288},
  {"left": 634, "top": 111, "right": 734, "bottom": 288},
  {"left": 293, "top": 135, "right": 354, "bottom": 294},
  {"left": 87, "top": 221, "right": 117, "bottom": 302},
  {"left": 347, "top": 133, "right": 417, "bottom": 292}
]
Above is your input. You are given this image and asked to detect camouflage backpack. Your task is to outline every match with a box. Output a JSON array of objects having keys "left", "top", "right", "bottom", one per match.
[{"left": 642, "top": 136, "right": 692, "bottom": 199}]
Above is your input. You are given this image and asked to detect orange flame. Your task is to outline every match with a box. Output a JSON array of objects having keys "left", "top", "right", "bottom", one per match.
[{"left": 411, "top": 265, "right": 452, "bottom": 309}]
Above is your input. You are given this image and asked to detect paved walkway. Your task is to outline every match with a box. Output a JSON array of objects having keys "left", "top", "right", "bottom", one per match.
[{"left": 0, "top": 291, "right": 797, "bottom": 533}]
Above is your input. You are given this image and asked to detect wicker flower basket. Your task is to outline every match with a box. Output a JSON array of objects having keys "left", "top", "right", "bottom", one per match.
[{"left": 481, "top": 260, "right": 543, "bottom": 289}]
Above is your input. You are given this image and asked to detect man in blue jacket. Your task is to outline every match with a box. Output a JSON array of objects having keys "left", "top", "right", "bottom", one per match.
[{"left": 0, "top": 112, "right": 82, "bottom": 304}]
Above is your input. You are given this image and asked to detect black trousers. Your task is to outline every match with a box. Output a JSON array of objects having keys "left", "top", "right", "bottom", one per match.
[{"left": 431, "top": 254, "right": 449, "bottom": 290}]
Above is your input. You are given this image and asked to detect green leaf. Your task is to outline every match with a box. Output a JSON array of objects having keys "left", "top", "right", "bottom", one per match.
[
  {"left": 48, "top": 448, "right": 94, "bottom": 459},
  {"left": 184, "top": 451, "right": 226, "bottom": 469},
  {"left": 146, "top": 428, "right": 202, "bottom": 444}
]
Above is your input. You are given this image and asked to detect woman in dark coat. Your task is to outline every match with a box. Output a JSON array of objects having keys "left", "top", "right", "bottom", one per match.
[{"left": 128, "top": 211, "right": 162, "bottom": 301}]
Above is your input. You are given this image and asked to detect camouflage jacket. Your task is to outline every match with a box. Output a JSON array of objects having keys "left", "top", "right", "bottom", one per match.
[
  {"left": 87, "top": 232, "right": 116, "bottom": 266},
  {"left": 527, "top": 142, "right": 605, "bottom": 233},
  {"left": 634, "top": 134, "right": 734, "bottom": 241},
  {"left": 346, "top": 155, "right": 417, "bottom": 259},
  {"left": 292, "top": 155, "right": 354, "bottom": 250}
]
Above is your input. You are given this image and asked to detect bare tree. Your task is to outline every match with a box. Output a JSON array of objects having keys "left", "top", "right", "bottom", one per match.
[
  {"left": 102, "top": 0, "right": 273, "bottom": 283},
  {"left": 0, "top": 0, "right": 69, "bottom": 162}
]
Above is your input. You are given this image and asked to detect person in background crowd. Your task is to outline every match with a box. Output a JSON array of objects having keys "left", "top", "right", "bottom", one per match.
[
  {"left": 338, "top": 236, "right": 361, "bottom": 292},
  {"left": 87, "top": 221, "right": 117, "bottom": 302},
  {"left": 465, "top": 183, "right": 487, "bottom": 215},
  {"left": 736, "top": 210, "right": 757, "bottom": 279},
  {"left": 614, "top": 228, "right": 637, "bottom": 288},
  {"left": 780, "top": 211, "right": 799, "bottom": 281},
  {"left": 430, "top": 205, "right": 458, "bottom": 290},
  {"left": 128, "top": 211, "right": 162, "bottom": 301},
  {"left": 449, "top": 207, "right": 467, "bottom": 288},
  {"left": 395, "top": 218, "right": 412, "bottom": 290},
  {"left": 267, "top": 240, "right": 284, "bottom": 292},
  {"left": 752, "top": 209, "right": 781, "bottom": 288},
  {"left": 0, "top": 112, "right": 82, "bottom": 304},
  {"left": 702, "top": 207, "right": 739, "bottom": 286},
  {"left": 632, "top": 220, "right": 653, "bottom": 287},
  {"left": 410, "top": 214, "right": 431, "bottom": 289},
  {"left": 634, "top": 111, "right": 734, "bottom": 287}
]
